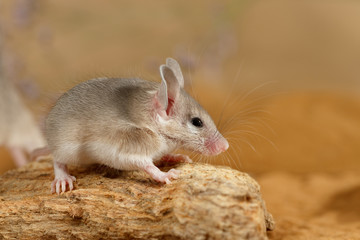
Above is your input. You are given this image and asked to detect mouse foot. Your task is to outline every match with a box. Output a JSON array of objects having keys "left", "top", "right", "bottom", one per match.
[
  {"left": 160, "top": 154, "right": 193, "bottom": 164},
  {"left": 145, "top": 165, "right": 180, "bottom": 184},
  {"left": 51, "top": 175, "right": 76, "bottom": 194},
  {"left": 52, "top": 162, "right": 76, "bottom": 194}
]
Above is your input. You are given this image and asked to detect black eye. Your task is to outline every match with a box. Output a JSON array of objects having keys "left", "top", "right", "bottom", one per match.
[{"left": 191, "top": 117, "right": 203, "bottom": 128}]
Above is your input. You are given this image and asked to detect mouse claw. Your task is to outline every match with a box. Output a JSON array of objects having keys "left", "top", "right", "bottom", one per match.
[
  {"left": 61, "top": 181, "right": 66, "bottom": 193},
  {"left": 165, "top": 178, "right": 171, "bottom": 184},
  {"left": 168, "top": 169, "right": 180, "bottom": 179},
  {"left": 163, "top": 168, "right": 180, "bottom": 184},
  {"left": 144, "top": 165, "right": 180, "bottom": 184},
  {"left": 51, "top": 175, "right": 76, "bottom": 194},
  {"left": 68, "top": 180, "right": 74, "bottom": 191}
]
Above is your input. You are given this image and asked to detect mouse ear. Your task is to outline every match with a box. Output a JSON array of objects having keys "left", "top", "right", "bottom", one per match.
[
  {"left": 157, "top": 70, "right": 168, "bottom": 111},
  {"left": 160, "top": 65, "right": 180, "bottom": 101},
  {"left": 157, "top": 65, "right": 180, "bottom": 116},
  {"left": 166, "top": 58, "right": 184, "bottom": 88}
]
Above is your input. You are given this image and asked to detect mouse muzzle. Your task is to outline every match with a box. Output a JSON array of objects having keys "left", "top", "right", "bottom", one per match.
[{"left": 205, "top": 134, "right": 229, "bottom": 156}]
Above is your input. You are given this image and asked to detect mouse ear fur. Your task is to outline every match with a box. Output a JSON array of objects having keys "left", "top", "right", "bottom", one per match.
[
  {"left": 158, "top": 65, "right": 180, "bottom": 113},
  {"left": 158, "top": 68, "right": 168, "bottom": 111},
  {"left": 166, "top": 58, "right": 184, "bottom": 88}
]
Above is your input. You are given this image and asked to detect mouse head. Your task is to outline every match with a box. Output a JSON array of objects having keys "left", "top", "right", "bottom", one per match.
[{"left": 153, "top": 58, "right": 229, "bottom": 156}]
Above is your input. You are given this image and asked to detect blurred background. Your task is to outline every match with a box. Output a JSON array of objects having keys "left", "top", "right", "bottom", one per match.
[{"left": 0, "top": 0, "right": 359, "bottom": 239}]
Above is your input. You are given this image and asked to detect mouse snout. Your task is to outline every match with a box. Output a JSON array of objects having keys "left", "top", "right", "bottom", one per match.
[
  {"left": 205, "top": 135, "right": 229, "bottom": 155},
  {"left": 219, "top": 137, "right": 229, "bottom": 152}
]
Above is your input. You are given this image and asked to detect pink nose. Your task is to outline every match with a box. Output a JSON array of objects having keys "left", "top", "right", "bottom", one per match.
[
  {"left": 206, "top": 137, "right": 229, "bottom": 155},
  {"left": 218, "top": 138, "right": 229, "bottom": 152}
]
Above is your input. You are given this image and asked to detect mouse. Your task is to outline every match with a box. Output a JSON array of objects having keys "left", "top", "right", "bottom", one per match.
[
  {"left": 44, "top": 58, "right": 229, "bottom": 194},
  {"left": 0, "top": 52, "right": 46, "bottom": 167}
]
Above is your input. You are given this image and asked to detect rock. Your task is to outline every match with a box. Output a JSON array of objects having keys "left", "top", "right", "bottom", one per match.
[{"left": 0, "top": 159, "right": 274, "bottom": 240}]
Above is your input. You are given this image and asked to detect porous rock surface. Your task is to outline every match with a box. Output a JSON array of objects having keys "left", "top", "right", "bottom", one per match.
[{"left": 0, "top": 159, "right": 274, "bottom": 240}]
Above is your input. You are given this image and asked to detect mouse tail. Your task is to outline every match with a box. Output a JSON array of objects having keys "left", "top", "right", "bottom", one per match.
[{"left": 30, "top": 146, "right": 51, "bottom": 162}]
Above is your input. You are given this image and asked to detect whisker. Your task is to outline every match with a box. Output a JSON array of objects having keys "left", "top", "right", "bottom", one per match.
[
  {"left": 233, "top": 129, "right": 278, "bottom": 151},
  {"left": 231, "top": 145, "right": 243, "bottom": 170},
  {"left": 231, "top": 138, "right": 257, "bottom": 153},
  {"left": 225, "top": 150, "right": 237, "bottom": 169},
  {"left": 238, "top": 91, "right": 285, "bottom": 111},
  {"left": 219, "top": 109, "right": 271, "bottom": 132},
  {"left": 220, "top": 115, "right": 276, "bottom": 137},
  {"left": 186, "top": 47, "right": 200, "bottom": 102},
  {"left": 236, "top": 81, "right": 279, "bottom": 104},
  {"left": 217, "top": 59, "right": 245, "bottom": 127}
]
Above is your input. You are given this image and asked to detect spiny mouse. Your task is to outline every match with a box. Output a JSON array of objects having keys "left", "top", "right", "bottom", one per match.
[
  {"left": 0, "top": 52, "right": 45, "bottom": 167},
  {"left": 45, "top": 58, "right": 229, "bottom": 194}
]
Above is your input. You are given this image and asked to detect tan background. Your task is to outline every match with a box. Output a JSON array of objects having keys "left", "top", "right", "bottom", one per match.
[{"left": 1, "top": 0, "right": 360, "bottom": 239}]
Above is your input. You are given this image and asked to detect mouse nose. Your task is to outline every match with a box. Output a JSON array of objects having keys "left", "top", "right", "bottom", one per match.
[
  {"left": 218, "top": 137, "right": 229, "bottom": 152},
  {"left": 205, "top": 135, "right": 229, "bottom": 155}
]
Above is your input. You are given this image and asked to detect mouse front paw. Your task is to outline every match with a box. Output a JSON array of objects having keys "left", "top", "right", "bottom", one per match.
[
  {"left": 51, "top": 175, "right": 76, "bottom": 194},
  {"left": 162, "top": 169, "right": 180, "bottom": 184},
  {"left": 145, "top": 165, "right": 180, "bottom": 184}
]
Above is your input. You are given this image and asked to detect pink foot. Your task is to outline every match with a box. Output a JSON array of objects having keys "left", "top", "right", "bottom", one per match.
[
  {"left": 51, "top": 175, "right": 76, "bottom": 194},
  {"left": 161, "top": 154, "right": 193, "bottom": 163},
  {"left": 145, "top": 165, "right": 180, "bottom": 184},
  {"left": 52, "top": 161, "right": 76, "bottom": 194}
]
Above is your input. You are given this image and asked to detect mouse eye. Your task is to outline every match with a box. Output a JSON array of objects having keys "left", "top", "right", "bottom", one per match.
[{"left": 191, "top": 117, "right": 203, "bottom": 128}]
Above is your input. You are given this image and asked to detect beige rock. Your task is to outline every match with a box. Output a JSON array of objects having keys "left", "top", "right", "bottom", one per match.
[{"left": 0, "top": 159, "right": 274, "bottom": 240}]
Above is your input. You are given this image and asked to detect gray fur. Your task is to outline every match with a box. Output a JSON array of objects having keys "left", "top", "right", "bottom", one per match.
[
  {"left": 46, "top": 60, "right": 225, "bottom": 168},
  {"left": 47, "top": 58, "right": 229, "bottom": 194}
]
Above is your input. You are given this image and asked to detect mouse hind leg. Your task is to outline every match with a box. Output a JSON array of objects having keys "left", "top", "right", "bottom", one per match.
[{"left": 51, "top": 161, "right": 76, "bottom": 194}]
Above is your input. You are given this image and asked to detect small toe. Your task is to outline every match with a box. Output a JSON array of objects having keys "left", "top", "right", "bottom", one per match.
[
  {"left": 61, "top": 181, "right": 66, "bottom": 193},
  {"left": 71, "top": 176, "right": 76, "bottom": 182},
  {"left": 56, "top": 181, "right": 61, "bottom": 195},
  {"left": 69, "top": 181, "right": 74, "bottom": 191},
  {"left": 165, "top": 178, "right": 171, "bottom": 184},
  {"left": 169, "top": 169, "right": 180, "bottom": 175},
  {"left": 166, "top": 169, "right": 180, "bottom": 181}
]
